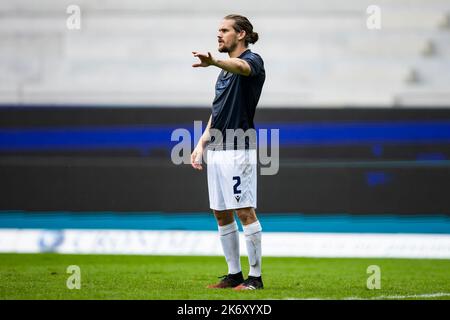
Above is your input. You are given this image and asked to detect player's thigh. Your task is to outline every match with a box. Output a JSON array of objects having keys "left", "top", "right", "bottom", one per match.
[
  {"left": 220, "top": 149, "right": 257, "bottom": 208},
  {"left": 207, "top": 150, "right": 227, "bottom": 210}
]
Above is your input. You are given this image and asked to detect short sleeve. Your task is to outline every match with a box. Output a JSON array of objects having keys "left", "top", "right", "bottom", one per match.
[{"left": 242, "top": 53, "right": 264, "bottom": 77}]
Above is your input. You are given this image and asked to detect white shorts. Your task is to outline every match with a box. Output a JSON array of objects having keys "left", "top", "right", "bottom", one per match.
[{"left": 207, "top": 149, "right": 257, "bottom": 211}]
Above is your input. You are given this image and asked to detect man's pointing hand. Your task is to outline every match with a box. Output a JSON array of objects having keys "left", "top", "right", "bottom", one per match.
[{"left": 192, "top": 51, "right": 216, "bottom": 67}]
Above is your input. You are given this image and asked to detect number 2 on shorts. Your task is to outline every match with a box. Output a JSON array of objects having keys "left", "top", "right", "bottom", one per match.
[{"left": 232, "top": 176, "right": 242, "bottom": 195}]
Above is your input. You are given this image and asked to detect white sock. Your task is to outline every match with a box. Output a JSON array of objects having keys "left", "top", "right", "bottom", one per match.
[
  {"left": 243, "top": 220, "right": 262, "bottom": 277},
  {"left": 218, "top": 221, "right": 241, "bottom": 275}
]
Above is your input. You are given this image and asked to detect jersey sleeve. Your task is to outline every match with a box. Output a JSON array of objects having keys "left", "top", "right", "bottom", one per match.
[{"left": 242, "top": 53, "right": 264, "bottom": 77}]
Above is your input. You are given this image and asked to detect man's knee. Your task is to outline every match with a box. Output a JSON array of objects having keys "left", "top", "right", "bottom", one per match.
[
  {"left": 213, "top": 210, "right": 235, "bottom": 226},
  {"left": 236, "top": 207, "right": 257, "bottom": 225}
]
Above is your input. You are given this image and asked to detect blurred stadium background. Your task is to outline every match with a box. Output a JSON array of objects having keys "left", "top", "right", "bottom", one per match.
[{"left": 1, "top": 0, "right": 450, "bottom": 259}]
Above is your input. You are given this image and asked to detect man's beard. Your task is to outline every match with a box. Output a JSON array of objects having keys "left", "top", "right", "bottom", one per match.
[{"left": 218, "top": 40, "right": 237, "bottom": 53}]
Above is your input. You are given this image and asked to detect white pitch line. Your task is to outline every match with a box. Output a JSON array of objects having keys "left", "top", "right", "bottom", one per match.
[
  {"left": 281, "top": 292, "right": 450, "bottom": 300},
  {"left": 345, "top": 292, "right": 450, "bottom": 300}
]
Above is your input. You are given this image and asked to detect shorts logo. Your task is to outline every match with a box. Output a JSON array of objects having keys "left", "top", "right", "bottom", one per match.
[{"left": 235, "top": 195, "right": 241, "bottom": 202}]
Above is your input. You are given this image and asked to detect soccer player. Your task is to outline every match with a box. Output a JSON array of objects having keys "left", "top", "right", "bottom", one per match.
[{"left": 191, "top": 14, "right": 266, "bottom": 290}]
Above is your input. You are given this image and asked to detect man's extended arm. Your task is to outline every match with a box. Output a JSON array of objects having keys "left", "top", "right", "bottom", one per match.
[
  {"left": 191, "top": 114, "right": 212, "bottom": 170},
  {"left": 192, "top": 51, "right": 251, "bottom": 76}
]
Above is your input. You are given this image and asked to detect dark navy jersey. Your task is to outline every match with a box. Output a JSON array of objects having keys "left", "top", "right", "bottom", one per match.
[{"left": 210, "top": 49, "right": 265, "bottom": 149}]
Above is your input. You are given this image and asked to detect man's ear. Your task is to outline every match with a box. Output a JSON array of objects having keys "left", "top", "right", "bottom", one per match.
[{"left": 238, "top": 30, "right": 246, "bottom": 41}]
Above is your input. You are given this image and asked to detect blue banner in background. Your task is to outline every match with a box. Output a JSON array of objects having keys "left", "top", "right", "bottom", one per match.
[{"left": 2, "top": 121, "right": 450, "bottom": 152}]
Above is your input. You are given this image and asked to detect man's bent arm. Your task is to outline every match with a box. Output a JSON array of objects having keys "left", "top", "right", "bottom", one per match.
[
  {"left": 212, "top": 58, "right": 251, "bottom": 76},
  {"left": 192, "top": 52, "right": 251, "bottom": 77}
]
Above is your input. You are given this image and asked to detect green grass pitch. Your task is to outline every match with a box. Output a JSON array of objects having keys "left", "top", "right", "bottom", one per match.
[{"left": 1, "top": 253, "right": 450, "bottom": 300}]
